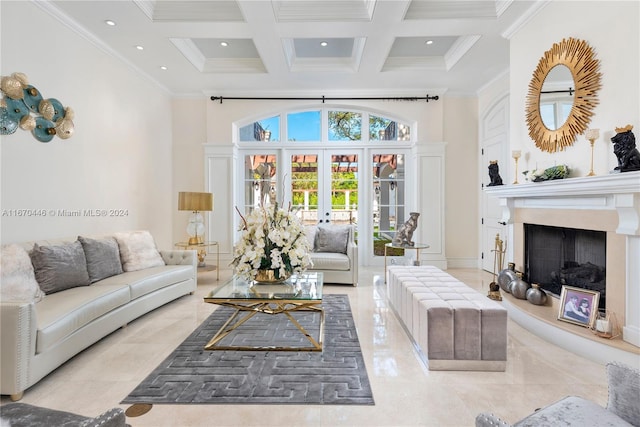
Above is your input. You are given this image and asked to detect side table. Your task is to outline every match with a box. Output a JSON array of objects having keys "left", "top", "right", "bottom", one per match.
[
  {"left": 384, "top": 242, "right": 430, "bottom": 281},
  {"left": 174, "top": 241, "right": 219, "bottom": 280}
]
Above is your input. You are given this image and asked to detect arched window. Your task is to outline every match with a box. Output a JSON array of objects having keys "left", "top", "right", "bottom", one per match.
[{"left": 237, "top": 108, "right": 412, "bottom": 143}]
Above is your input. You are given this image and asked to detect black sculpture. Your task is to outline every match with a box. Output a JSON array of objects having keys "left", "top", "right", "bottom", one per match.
[
  {"left": 612, "top": 125, "right": 640, "bottom": 172},
  {"left": 487, "top": 161, "right": 503, "bottom": 186}
]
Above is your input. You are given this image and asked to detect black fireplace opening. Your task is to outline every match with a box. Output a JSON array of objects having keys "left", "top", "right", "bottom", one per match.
[{"left": 524, "top": 223, "right": 606, "bottom": 310}]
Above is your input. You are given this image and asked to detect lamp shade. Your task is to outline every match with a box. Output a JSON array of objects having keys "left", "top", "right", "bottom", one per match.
[{"left": 178, "top": 192, "right": 213, "bottom": 212}]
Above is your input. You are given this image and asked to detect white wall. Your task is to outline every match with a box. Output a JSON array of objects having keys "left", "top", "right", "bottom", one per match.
[
  {"left": 171, "top": 97, "right": 208, "bottom": 243},
  {"left": 0, "top": 2, "right": 174, "bottom": 247},
  {"left": 510, "top": 1, "right": 639, "bottom": 177},
  {"left": 443, "top": 95, "right": 480, "bottom": 267}
]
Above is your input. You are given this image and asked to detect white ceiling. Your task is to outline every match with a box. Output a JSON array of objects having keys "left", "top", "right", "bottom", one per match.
[{"left": 46, "top": 0, "right": 542, "bottom": 97}]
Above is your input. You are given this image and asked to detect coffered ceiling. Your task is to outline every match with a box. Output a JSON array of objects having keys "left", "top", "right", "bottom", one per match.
[{"left": 44, "top": 0, "right": 542, "bottom": 96}]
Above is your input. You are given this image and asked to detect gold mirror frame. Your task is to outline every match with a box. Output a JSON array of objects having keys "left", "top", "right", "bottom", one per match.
[{"left": 525, "top": 38, "right": 601, "bottom": 153}]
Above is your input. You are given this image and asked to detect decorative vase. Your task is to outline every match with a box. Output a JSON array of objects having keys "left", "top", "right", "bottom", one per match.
[
  {"left": 254, "top": 269, "right": 291, "bottom": 284},
  {"left": 497, "top": 263, "right": 518, "bottom": 293},
  {"left": 526, "top": 283, "right": 548, "bottom": 305},
  {"left": 509, "top": 274, "right": 530, "bottom": 299}
]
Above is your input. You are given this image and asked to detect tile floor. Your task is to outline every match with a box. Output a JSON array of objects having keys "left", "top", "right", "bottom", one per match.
[{"left": 0, "top": 267, "right": 610, "bottom": 426}]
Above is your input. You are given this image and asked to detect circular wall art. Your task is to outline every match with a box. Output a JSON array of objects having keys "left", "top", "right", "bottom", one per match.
[
  {"left": 525, "top": 38, "right": 601, "bottom": 153},
  {"left": 0, "top": 72, "right": 75, "bottom": 142},
  {"left": 1, "top": 106, "right": 19, "bottom": 135}
]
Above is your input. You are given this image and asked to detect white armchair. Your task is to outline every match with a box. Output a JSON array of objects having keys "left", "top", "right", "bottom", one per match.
[{"left": 305, "top": 224, "right": 358, "bottom": 286}]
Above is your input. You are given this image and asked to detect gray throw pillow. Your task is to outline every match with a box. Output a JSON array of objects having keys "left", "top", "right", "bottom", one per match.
[
  {"left": 606, "top": 361, "right": 640, "bottom": 425},
  {"left": 78, "top": 236, "right": 124, "bottom": 283},
  {"left": 30, "top": 241, "right": 90, "bottom": 294},
  {"left": 314, "top": 225, "right": 351, "bottom": 254}
]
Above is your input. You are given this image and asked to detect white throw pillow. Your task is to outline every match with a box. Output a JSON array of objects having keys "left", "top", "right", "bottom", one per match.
[
  {"left": 1, "top": 244, "right": 45, "bottom": 302},
  {"left": 304, "top": 225, "right": 317, "bottom": 249},
  {"left": 113, "top": 231, "right": 165, "bottom": 272}
]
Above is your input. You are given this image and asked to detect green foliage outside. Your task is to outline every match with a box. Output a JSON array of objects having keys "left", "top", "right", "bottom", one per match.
[
  {"left": 291, "top": 169, "right": 358, "bottom": 208},
  {"left": 328, "top": 112, "right": 393, "bottom": 141}
]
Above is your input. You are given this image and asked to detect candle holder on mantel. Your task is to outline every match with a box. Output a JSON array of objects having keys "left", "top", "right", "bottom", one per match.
[
  {"left": 512, "top": 150, "right": 521, "bottom": 184},
  {"left": 591, "top": 309, "right": 620, "bottom": 339},
  {"left": 584, "top": 128, "right": 600, "bottom": 176}
]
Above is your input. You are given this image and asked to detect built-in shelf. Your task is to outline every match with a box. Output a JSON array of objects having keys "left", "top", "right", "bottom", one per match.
[
  {"left": 500, "top": 291, "right": 639, "bottom": 366},
  {"left": 484, "top": 172, "right": 640, "bottom": 199}
]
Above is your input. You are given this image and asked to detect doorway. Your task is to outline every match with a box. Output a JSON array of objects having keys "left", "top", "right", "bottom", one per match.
[{"left": 480, "top": 95, "right": 509, "bottom": 273}]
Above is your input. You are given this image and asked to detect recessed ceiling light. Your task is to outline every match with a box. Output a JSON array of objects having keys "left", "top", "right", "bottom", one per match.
[
  {"left": 220, "top": 41, "right": 228, "bottom": 47},
  {"left": 320, "top": 41, "right": 328, "bottom": 47},
  {"left": 425, "top": 40, "right": 434, "bottom": 45},
  {"left": 160, "top": 66, "right": 167, "bottom": 70},
  {"left": 105, "top": 20, "right": 116, "bottom": 26},
  {"left": 135, "top": 45, "right": 144, "bottom": 50}
]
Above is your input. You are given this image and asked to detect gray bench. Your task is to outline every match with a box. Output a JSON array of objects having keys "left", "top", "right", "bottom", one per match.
[{"left": 387, "top": 266, "right": 507, "bottom": 371}]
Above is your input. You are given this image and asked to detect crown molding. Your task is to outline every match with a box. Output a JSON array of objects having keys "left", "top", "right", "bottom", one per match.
[
  {"left": 501, "top": 0, "right": 551, "bottom": 40},
  {"left": 31, "top": 0, "right": 170, "bottom": 95}
]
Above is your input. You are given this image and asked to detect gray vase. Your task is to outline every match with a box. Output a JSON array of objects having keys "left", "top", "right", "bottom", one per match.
[
  {"left": 509, "top": 277, "right": 530, "bottom": 299},
  {"left": 526, "top": 283, "right": 548, "bottom": 305},
  {"left": 498, "top": 268, "right": 518, "bottom": 293}
]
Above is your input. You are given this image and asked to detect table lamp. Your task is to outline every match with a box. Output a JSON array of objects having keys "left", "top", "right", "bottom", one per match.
[{"left": 178, "top": 192, "right": 213, "bottom": 244}]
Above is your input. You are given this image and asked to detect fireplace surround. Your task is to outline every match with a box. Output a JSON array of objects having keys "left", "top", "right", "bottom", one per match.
[
  {"left": 524, "top": 223, "right": 607, "bottom": 309},
  {"left": 485, "top": 172, "right": 640, "bottom": 360}
]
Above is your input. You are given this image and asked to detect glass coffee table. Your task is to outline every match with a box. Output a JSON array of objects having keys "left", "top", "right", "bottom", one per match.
[{"left": 203, "top": 272, "right": 324, "bottom": 352}]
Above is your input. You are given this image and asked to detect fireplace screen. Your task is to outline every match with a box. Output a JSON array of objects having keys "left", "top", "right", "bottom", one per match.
[{"left": 524, "top": 223, "right": 606, "bottom": 310}]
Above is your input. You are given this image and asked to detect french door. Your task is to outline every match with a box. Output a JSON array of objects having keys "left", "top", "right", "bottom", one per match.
[
  {"left": 287, "top": 149, "right": 359, "bottom": 226},
  {"left": 239, "top": 149, "right": 359, "bottom": 225},
  {"left": 239, "top": 148, "right": 411, "bottom": 266}
]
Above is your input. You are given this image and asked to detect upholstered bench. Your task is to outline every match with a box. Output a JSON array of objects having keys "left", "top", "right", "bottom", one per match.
[{"left": 387, "top": 266, "right": 507, "bottom": 371}]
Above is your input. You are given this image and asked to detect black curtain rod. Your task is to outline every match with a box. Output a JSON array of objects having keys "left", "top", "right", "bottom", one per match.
[
  {"left": 210, "top": 95, "right": 439, "bottom": 104},
  {"left": 541, "top": 88, "right": 574, "bottom": 95}
]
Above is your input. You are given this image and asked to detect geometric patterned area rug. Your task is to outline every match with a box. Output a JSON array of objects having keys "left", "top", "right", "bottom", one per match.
[{"left": 121, "top": 294, "right": 374, "bottom": 405}]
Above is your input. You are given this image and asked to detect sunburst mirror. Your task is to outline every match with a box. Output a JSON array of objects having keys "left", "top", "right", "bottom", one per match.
[{"left": 525, "top": 38, "right": 601, "bottom": 153}]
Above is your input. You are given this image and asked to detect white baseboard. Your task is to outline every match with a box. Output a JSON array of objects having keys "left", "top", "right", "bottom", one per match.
[{"left": 446, "top": 257, "right": 478, "bottom": 269}]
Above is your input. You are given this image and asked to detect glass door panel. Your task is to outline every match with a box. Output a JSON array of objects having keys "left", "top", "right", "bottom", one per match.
[
  {"left": 242, "top": 154, "right": 277, "bottom": 215},
  {"left": 290, "top": 154, "right": 319, "bottom": 225},
  {"left": 330, "top": 154, "right": 358, "bottom": 225},
  {"left": 372, "top": 153, "right": 405, "bottom": 257},
  {"left": 288, "top": 151, "right": 359, "bottom": 227}
]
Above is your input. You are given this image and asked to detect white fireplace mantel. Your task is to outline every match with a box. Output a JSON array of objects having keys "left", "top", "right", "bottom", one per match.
[
  {"left": 485, "top": 171, "right": 640, "bottom": 349},
  {"left": 485, "top": 172, "right": 640, "bottom": 235}
]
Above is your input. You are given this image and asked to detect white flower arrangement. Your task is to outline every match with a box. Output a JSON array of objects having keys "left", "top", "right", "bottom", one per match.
[{"left": 231, "top": 203, "right": 313, "bottom": 282}]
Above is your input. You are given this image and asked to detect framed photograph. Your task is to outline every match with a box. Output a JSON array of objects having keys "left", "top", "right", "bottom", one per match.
[{"left": 558, "top": 286, "right": 600, "bottom": 328}]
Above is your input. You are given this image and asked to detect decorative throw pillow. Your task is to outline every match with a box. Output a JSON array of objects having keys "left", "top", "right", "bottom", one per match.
[
  {"left": 304, "top": 225, "right": 317, "bottom": 249},
  {"left": 30, "top": 241, "right": 90, "bottom": 294},
  {"left": 606, "top": 362, "right": 640, "bottom": 425},
  {"left": 113, "top": 230, "right": 165, "bottom": 272},
  {"left": 0, "top": 244, "right": 45, "bottom": 302},
  {"left": 314, "top": 225, "right": 351, "bottom": 254},
  {"left": 78, "top": 236, "right": 124, "bottom": 283}
]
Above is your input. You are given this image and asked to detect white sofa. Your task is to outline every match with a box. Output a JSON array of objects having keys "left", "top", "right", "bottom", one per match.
[
  {"left": 0, "top": 231, "right": 197, "bottom": 401},
  {"left": 304, "top": 224, "right": 358, "bottom": 286}
]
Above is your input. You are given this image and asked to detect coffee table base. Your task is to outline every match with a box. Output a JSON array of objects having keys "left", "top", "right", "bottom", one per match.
[{"left": 204, "top": 301, "right": 324, "bottom": 352}]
